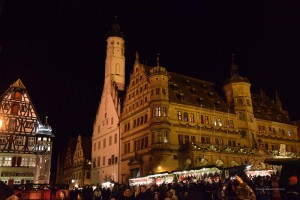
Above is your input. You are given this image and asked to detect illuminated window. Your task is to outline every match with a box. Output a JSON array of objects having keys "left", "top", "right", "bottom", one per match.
[
  {"left": 189, "top": 113, "right": 194, "bottom": 122},
  {"left": 155, "top": 107, "right": 161, "bottom": 117},
  {"left": 177, "top": 111, "right": 182, "bottom": 120},
  {"left": 15, "top": 136, "right": 23, "bottom": 145},
  {"left": 3, "top": 157, "right": 12, "bottom": 166},
  {"left": 21, "top": 158, "right": 28, "bottom": 167},
  {"left": 217, "top": 118, "right": 222, "bottom": 126},
  {"left": 163, "top": 132, "right": 169, "bottom": 143},
  {"left": 212, "top": 117, "right": 217, "bottom": 126},
  {"left": 28, "top": 137, "right": 34, "bottom": 146}
]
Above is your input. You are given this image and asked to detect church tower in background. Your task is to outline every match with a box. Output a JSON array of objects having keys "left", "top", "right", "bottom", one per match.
[{"left": 91, "top": 16, "right": 125, "bottom": 185}]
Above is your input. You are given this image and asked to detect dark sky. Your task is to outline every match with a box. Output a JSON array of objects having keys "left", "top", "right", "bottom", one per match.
[{"left": 1, "top": 1, "right": 300, "bottom": 160}]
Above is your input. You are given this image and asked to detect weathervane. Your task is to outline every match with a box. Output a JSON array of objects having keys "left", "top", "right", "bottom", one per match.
[{"left": 157, "top": 53, "right": 160, "bottom": 66}]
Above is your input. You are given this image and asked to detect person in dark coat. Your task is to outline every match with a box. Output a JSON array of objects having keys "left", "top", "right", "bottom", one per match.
[
  {"left": 120, "top": 187, "right": 135, "bottom": 200},
  {"left": 0, "top": 181, "right": 18, "bottom": 200},
  {"left": 135, "top": 185, "right": 152, "bottom": 200}
]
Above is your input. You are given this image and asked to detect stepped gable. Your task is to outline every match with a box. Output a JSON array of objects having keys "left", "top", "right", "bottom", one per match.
[{"left": 252, "top": 92, "right": 290, "bottom": 123}]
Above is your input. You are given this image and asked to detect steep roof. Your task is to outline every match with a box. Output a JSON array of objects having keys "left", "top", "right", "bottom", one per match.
[
  {"left": 168, "top": 72, "right": 231, "bottom": 113},
  {"left": 135, "top": 60, "right": 292, "bottom": 122},
  {"left": 81, "top": 136, "right": 92, "bottom": 160},
  {"left": 252, "top": 91, "right": 290, "bottom": 123}
]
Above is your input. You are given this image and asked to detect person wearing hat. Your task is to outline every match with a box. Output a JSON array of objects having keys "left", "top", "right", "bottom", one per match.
[{"left": 0, "top": 181, "right": 19, "bottom": 200}]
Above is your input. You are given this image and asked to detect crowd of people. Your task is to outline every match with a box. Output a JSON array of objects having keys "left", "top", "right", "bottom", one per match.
[
  {"left": 56, "top": 173, "right": 299, "bottom": 200},
  {"left": 2, "top": 171, "right": 298, "bottom": 200}
]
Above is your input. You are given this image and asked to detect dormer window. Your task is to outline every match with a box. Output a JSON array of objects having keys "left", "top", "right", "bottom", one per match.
[
  {"left": 208, "top": 91, "right": 214, "bottom": 98},
  {"left": 184, "top": 80, "right": 191, "bottom": 87},
  {"left": 196, "top": 97, "right": 204, "bottom": 105},
  {"left": 190, "top": 88, "right": 197, "bottom": 95},
  {"left": 170, "top": 83, "right": 178, "bottom": 92},
  {"left": 177, "top": 93, "right": 184, "bottom": 101}
]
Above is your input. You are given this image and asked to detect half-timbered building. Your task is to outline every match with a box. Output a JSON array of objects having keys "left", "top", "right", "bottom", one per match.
[{"left": 0, "top": 79, "right": 54, "bottom": 186}]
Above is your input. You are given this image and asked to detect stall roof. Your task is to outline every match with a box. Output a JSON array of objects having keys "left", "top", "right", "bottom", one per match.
[{"left": 264, "top": 157, "right": 300, "bottom": 166}]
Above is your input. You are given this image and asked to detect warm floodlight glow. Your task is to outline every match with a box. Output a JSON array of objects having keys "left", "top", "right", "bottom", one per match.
[
  {"left": 158, "top": 166, "right": 161, "bottom": 170},
  {"left": 0, "top": 119, "right": 2, "bottom": 128}
]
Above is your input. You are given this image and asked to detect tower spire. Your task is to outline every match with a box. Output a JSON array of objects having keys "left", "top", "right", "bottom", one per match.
[
  {"left": 156, "top": 53, "right": 160, "bottom": 66},
  {"left": 275, "top": 90, "right": 283, "bottom": 111},
  {"left": 230, "top": 53, "right": 239, "bottom": 76},
  {"left": 135, "top": 51, "right": 139, "bottom": 62},
  {"left": 108, "top": 15, "right": 123, "bottom": 38}
]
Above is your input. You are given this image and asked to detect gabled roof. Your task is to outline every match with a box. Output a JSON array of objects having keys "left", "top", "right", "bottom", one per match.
[
  {"left": 11, "top": 79, "right": 26, "bottom": 89},
  {"left": 66, "top": 136, "right": 77, "bottom": 157},
  {"left": 81, "top": 136, "right": 92, "bottom": 160}
]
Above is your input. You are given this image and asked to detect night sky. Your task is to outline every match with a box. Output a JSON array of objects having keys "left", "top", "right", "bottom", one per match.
[{"left": 1, "top": 1, "right": 300, "bottom": 169}]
